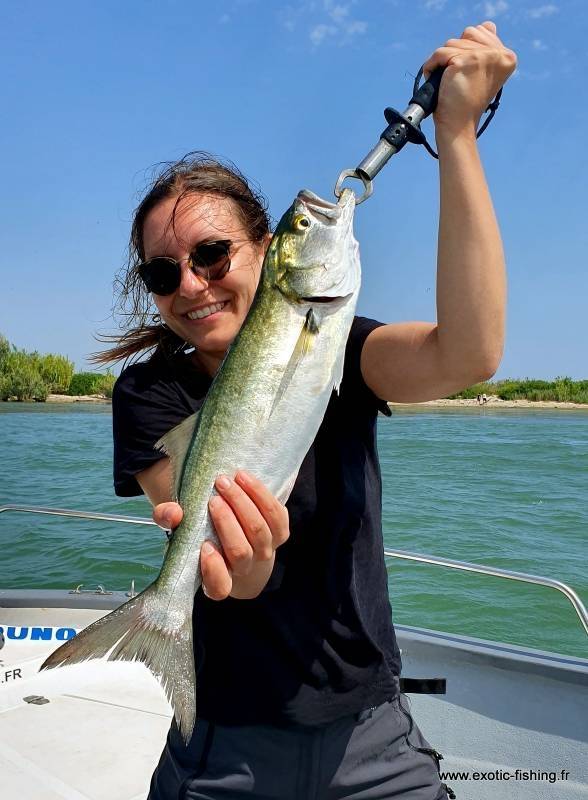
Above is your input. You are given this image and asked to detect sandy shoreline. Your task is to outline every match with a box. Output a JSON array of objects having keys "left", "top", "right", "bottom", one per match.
[
  {"left": 45, "top": 394, "right": 110, "bottom": 404},
  {"left": 388, "top": 395, "right": 588, "bottom": 411},
  {"left": 4, "top": 394, "right": 587, "bottom": 411}
]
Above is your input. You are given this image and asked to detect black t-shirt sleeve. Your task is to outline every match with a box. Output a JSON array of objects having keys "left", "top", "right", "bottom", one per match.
[
  {"left": 112, "top": 359, "right": 203, "bottom": 497},
  {"left": 340, "top": 316, "right": 392, "bottom": 417}
]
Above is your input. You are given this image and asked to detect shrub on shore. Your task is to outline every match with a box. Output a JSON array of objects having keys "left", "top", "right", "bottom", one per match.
[
  {"left": 0, "top": 339, "right": 49, "bottom": 401},
  {"left": 38, "top": 353, "right": 74, "bottom": 394},
  {"left": 0, "top": 352, "right": 49, "bottom": 401},
  {"left": 450, "top": 377, "right": 588, "bottom": 404},
  {"left": 69, "top": 371, "right": 115, "bottom": 398},
  {"left": 447, "top": 381, "right": 495, "bottom": 400},
  {"left": 0, "top": 333, "right": 113, "bottom": 401}
]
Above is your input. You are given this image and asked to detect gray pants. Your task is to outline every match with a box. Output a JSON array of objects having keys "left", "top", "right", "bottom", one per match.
[{"left": 148, "top": 694, "right": 453, "bottom": 800}]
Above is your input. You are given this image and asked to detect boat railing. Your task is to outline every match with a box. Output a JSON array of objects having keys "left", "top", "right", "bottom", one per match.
[
  {"left": 0, "top": 504, "right": 158, "bottom": 527},
  {"left": 1, "top": 503, "right": 587, "bottom": 636},
  {"left": 383, "top": 547, "right": 588, "bottom": 636}
]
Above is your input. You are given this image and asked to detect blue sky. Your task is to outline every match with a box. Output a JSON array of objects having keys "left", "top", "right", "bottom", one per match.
[{"left": 0, "top": 0, "right": 585, "bottom": 379}]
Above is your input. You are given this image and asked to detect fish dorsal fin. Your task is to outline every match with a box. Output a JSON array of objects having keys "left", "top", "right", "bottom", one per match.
[
  {"left": 155, "top": 411, "right": 200, "bottom": 500},
  {"left": 270, "top": 308, "right": 319, "bottom": 417}
]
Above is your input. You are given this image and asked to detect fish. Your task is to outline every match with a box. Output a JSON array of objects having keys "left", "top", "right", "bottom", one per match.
[{"left": 40, "top": 187, "right": 361, "bottom": 742}]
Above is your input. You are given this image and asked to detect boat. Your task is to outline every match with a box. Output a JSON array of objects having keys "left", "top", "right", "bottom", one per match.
[{"left": 1, "top": 504, "right": 587, "bottom": 800}]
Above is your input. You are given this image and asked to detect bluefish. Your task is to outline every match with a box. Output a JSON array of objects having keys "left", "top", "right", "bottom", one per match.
[{"left": 40, "top": 188, "right": 361, "bottom": 742}]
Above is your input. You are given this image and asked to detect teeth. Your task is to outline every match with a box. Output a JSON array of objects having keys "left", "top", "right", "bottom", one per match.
[{"left": 187, "top": 302, "right": 226, "bottom": 320}]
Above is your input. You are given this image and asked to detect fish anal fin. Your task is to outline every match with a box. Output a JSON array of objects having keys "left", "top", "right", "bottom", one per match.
[
  {"left": 155, "top": 412, "right": 199, "bottom": 500},
  {"left": 270, "top": 309, "right": 319, "bottom": 417}
]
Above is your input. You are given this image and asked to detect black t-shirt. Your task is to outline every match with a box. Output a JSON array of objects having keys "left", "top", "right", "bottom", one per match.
[{"left": 112, "top": 315, "right": 402, "bottom": 727}]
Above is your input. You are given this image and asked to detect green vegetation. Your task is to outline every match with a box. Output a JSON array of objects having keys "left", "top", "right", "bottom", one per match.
[
  {"left": 0, "top": 347, "right": 50, "bottom": 401},
  {"left": 38, "top": 353, "right": 74, "bottom": 394},
  {"left": 0, "top": 333, "right": 114, "bottom": 402},
  {"left": 69, "top": 371, "right": 115, "bottom": 399},
  {"left": 449, "top": 378, "right": 588, "bottom": 404}
]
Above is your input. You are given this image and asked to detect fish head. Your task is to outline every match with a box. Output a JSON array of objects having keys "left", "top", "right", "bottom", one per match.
[{"left": 266, "top": 188, "right": 360, "bottom": 305}]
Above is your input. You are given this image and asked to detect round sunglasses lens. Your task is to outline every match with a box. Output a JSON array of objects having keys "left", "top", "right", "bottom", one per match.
[
  {"left": 192, "top": 242, "right": 230, "bottom": 280},
  {"left": 193, "top": 242, "right": 229, "bottom": 266},
  {"left": 140, "top": 259, "right": 181, "bottom": 296},
  {"left": 207, "top": 256, "right": 231, "bottom": 280}
]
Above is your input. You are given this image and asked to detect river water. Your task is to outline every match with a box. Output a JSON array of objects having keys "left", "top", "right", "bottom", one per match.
[{"left": 1, "top": 402, "right": 586, "bottom": 659}]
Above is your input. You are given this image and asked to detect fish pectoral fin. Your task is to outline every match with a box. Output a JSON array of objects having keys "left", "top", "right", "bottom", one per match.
[
  {"left": 155, "top": 411, "right": 200, "bottom": 500},
  {"left": 270, "top": 308, "right": 319, "bottom": 417}
]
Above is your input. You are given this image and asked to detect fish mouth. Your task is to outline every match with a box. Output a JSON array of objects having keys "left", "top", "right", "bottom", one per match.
[{"left": 296, "top": 190, "right": 345, "bottom": 224}]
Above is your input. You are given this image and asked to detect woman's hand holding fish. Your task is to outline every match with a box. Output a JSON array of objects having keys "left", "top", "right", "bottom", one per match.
[
  {"left": 153, "top": 471, "right": 290, "bottom": 600},
  {"left": 422, "top": 21, "right": 517, "bottom": 140}
]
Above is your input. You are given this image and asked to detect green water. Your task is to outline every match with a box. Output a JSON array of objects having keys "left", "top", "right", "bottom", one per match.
[{"left": 1, "top": 403, "right": 586, "bottom": 659}]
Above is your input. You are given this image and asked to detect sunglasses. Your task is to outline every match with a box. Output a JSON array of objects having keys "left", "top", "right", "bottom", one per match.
[{"left": 138, "top": 239, "right": 232, "bottom": 296}]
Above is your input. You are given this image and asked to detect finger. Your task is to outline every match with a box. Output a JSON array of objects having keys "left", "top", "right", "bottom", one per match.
[
  {"left": 209, "top": 494, "right": 255, "bottom": 574},
  {"left": 200, "top": 540, "right": 233, "bottom": 600},
  {"left": 216, "top": 474, "right": 275, "bottom": 559},
  {"left": 475, "top": 22, "right": 500, "bottom": 45},
  {"left": 234, "top": 471, "right": 290, "bottom": 548},
  {"left": 461, "top": 24, "right": 494, "bottom": 44},
  {"left": 444, "top": 39, "right": 484, "bottom": 50},
  {"left": 153, "top": 501, "right": 183, "bottom": 530},
  {"left": 479, "top": 22, "right": 510, "bottom": 53},
  {"left": 422, "top": 46, "right": 467, "bottom": 78}
]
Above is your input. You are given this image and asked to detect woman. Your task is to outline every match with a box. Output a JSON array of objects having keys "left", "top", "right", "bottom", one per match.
[{"left": 105, "top": 22, "right": 516, "bottom": 800}]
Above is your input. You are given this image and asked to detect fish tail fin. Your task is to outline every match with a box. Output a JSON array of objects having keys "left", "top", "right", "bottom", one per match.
[{"left": 39, "top": 581, "right": 196, "bottom": 741}]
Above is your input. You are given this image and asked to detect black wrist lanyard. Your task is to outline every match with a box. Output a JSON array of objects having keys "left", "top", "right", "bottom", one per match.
[
  {"left": 412, "top": 65, "right": 503, "bottom": 159},
  {"left": 335, "top": 65, "right": 503, "bottom": 204}
]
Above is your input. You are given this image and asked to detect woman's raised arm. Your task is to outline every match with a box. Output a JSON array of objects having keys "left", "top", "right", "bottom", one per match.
[{"left": 361, "top": 21, "right": 516, "bottom": 403}]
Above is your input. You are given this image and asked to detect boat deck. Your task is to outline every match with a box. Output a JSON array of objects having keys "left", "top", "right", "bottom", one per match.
[
  {"left": 1, "top": 604, "right": 171, "bottom": 800},
  {"left": 1, "top": 595, "right": 587, "bottom": 800}
]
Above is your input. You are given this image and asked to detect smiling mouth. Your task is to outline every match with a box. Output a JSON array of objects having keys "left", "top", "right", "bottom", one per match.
[{"left": 185, "top": 301, "right": 228, "bottom": 320}]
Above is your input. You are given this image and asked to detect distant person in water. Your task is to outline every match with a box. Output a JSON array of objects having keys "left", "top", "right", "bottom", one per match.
[{"left": 98, "top": 20, "right": 516, "bottom": 800}]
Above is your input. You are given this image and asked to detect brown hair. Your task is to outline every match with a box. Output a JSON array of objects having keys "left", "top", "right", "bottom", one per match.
[{"left": 92, "top": 152, "right": 271, "bottom": 366}]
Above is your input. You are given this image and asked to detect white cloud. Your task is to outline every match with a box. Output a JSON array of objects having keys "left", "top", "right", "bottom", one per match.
[
  {"left": 278, "top": 6, "right": 299, "bottom": 32},
  {"left": 346, "top": 19, "right": 368, "bottom": 35},
  {"left": 328, "top": 4, "right": 349, "bottom": 23},
  {"left": 308, "top": 1, "right": 368, "bottom": 47},
  {"left": 280, "top": 0, "right": 367, "bottom": 47},
  {"left": 528, "top": 4, "right": 558, "bottom": 18},
  {"left": 483, "top": 0, "right": 508, "bottom": 18},
  {"left": 532, "top": 38, "right": 547, "bottom": 50},
  {"left": 310, "top": 23, "right": 337, "bottom": 46},
  {"left": 515, "top": 68, "right": 552, "bottom": 81},
  {"left": 424, "top": 0, "right": 448, "bottom": 10}
]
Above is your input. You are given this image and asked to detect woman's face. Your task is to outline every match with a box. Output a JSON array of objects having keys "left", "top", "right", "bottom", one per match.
[{"left": 142, "top": 192, "right": 266, "bottom": 371}]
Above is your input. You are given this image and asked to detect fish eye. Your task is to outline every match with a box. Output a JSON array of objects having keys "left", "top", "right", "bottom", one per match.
[{"left": 292, "top": 214, "right": 311, "bottom": 232}]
